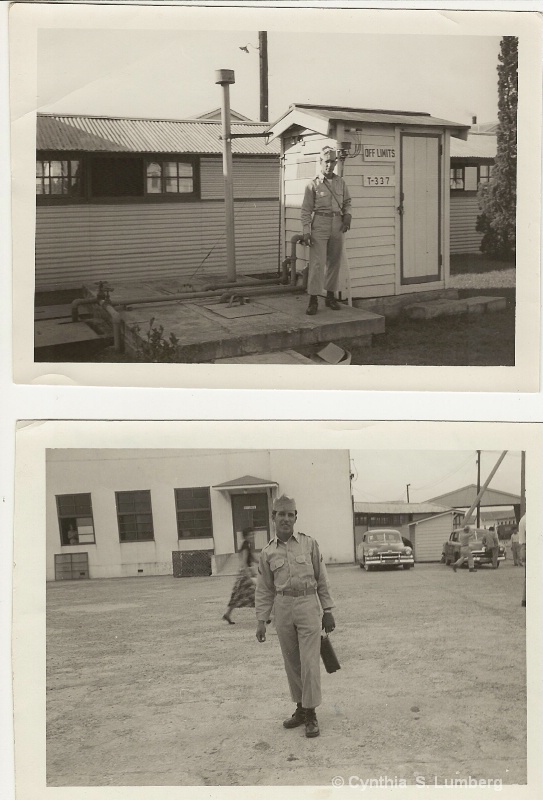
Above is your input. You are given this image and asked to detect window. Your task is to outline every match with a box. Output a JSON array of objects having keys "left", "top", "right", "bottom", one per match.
[
  {"left": 479, "top": 164, "right": 493, "bottom": 184},
  {"left": 450, "top": 163, "right": 494, "bottom": 191},
  {"left": 36, "top": 158, "right": 81, "bottom": 196},
  {"left": 56, "top": 493, "right": 95, "bottom": 545},
  {"left": 146, "top": 159, "right": 195, "bottom": 195},
  {"left": 450, "top": 167, "right": 464, "bottom": 190},
  {"left": 175, "top": 487, "right": 213, "bottom": 539},
  {"left": 115, "top": 490, "right": 154, "bottom": 541}
]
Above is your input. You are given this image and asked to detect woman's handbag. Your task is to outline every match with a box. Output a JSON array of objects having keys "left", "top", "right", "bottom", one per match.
[{"left": 320, "top": 633, "right": 341, "bottom": 673}]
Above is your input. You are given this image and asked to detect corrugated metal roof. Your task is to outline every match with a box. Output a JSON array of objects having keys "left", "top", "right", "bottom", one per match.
[
  {"left": 36, "top": 114, "right": 280, "bottom": 156},
  {"left": 450, "top": 133, "right": 496, "bottom": 160},
  {"left": 353, "top": 502, "right": 452, "bottom": 515},
  {"left": 268, "top": 103, "right": 470, "bottom": 141},
  {"left": 426, "top": 484, "right": 521, "bottom": 507}
]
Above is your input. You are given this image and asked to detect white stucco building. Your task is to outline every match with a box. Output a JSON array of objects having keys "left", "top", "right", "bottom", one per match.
[{"left": 46, "top": 448, "right": 354, "bottom": 581}]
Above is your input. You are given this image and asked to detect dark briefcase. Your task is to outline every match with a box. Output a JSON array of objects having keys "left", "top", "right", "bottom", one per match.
[{"left": 320, "top": 634, "right": 341, "bottom": 673}]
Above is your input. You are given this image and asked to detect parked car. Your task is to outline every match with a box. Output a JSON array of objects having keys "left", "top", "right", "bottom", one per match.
[
  {"left": 441, "top": 528, "right": 506, "bottom": 568},
  {"left": 357, "top": 529, "right": 414, "bottom": 571}
]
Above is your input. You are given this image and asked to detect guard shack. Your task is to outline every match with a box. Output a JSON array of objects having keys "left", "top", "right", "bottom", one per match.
[{"left": 268, "top": 104, "right": 469, "bottom": 305}]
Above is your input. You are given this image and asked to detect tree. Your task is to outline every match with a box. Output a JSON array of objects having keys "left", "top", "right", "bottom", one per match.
[{"left": 476, "top": 36, "right": 518, "bottom": 260}]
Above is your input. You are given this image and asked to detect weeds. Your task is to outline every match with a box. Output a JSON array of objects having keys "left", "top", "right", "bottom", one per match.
[{"left": 130, "top": 318, "right": 180, "bottom": 362}]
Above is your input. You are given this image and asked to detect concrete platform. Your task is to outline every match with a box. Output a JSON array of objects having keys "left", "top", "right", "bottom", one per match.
[
  {"left": 405, "top": 295, "right": 507, "bottom": 320},
  {"left": 35, "top": 319, "right": 101, "bottom": 348},
  {"left": 120, "top": 292, "right": 385, "bottom": 363}
]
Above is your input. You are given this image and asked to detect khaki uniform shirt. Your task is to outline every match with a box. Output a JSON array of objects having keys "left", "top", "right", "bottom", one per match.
[
  {"left": 483, "top": 530, "right": 499, "bottom": 548},
  {"left": 458, "top": 529, "right": 475, "bottom": 548},
  {"left": 255, "top": 531, "right": 335, "bottom": 622},
  {"left": 301, "top": 174, "right": 352, "bottom": 237}
]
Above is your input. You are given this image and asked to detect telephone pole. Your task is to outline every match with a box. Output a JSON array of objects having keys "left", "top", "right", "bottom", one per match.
[
  {"left": 476, "top": 450, "right": 481, "bottom": 527},
  {"left": 406, "top": 484, "right": 410, "bottom": 503},
  {"left": 258, "top": 31, "right": 269, "bottom": 122}
]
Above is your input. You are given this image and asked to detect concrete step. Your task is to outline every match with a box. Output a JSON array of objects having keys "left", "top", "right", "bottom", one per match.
[
  {"left": 35, "top": 319, "right": 101, "bottom": 348},
  {"left": 405, "top": 295, "right": 507, "bottom": 320}
]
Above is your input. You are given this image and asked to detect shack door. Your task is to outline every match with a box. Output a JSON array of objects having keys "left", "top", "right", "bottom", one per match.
[
  {"left": 231, "top": 493, "right": 270, "bottom": 552},
  {"left": 400, "top": 134, "right": 441, "bottom": 285}
]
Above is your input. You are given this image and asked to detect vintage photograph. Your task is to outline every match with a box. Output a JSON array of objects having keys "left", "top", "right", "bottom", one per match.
[
  {"left": 9, "top": 5, "right": 541, "bottom": 388},
  {"left": 12, "top": 420, "right": 541, "bottom": 797}
]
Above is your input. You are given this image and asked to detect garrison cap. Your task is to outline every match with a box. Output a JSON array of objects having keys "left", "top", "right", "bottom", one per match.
[
  {"left": 320, "top": 145, "right": 337, "bottom": 158},
  {"left": 272, "top": 494, "right": 297, "bottom": 512}
]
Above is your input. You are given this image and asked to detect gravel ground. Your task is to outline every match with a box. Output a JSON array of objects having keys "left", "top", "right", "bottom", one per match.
[
  {"left": 46, "top": 562, "right": 526, "bottom": 787},
  {"left": 449, "top": 269, "right": 516, "bottom": 290}
]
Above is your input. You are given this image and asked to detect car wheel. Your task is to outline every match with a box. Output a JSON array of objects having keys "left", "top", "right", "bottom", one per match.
[
  {"left": 403, "top": 564, "right": 412, "bottom": 570},
  {"left": 359, "top": 562, "right": 364, "bottom": 569},
  {"left": 363, "top": 562, "right": 372, "bottom": 572},
  {"left": 495, "top": 562, "right": 500, "bottom": 568}
]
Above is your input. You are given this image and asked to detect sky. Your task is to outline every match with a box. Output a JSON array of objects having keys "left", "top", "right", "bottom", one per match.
[
  {"left": 37, "top": 29, "right": 502, "bottom": 125},
  {"left": 350, "top": 449, "right": 523, "bottom": 506}
]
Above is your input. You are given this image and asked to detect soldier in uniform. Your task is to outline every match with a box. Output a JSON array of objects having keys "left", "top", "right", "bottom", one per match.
[
  {"left": 482, "top": 526, "right": 499, "bottom": 569},
  {"left": 452, "top": 525, "right": 478, "bottom": 573},
  {"left": 301, "top": 146, "right": 352, "bottom": 316},
  {"left": 255, "top": 495, "right": 335, "bottom": 738}
]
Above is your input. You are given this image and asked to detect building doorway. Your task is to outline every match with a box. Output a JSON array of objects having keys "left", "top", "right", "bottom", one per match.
[
  {"left": 231, "top": 492, "right": 270, "bottom": 552},
  {"left": 400, "top": 133, "right": 442, "bottom": 286}
]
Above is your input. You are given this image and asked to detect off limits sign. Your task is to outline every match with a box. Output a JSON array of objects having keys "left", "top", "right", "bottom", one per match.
[{"left": 363, "top": 144, "right": 396, "bottom": 161}]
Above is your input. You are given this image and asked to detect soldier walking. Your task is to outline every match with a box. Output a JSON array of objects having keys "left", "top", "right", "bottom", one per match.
[{"left": 255, "top": 495, "right": 336, "bottom": 738}]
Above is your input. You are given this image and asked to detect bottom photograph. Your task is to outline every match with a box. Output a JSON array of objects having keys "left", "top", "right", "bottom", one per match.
[{"left": 12, "top": 422, "right": 540, "bottom": 797}]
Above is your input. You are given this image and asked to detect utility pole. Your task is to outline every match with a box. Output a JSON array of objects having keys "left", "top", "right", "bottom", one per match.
[
  {"left": 476, "top": 450, "right": 481, "bottom": 527},
  {"left": 258, "top": 31, "right": 269, "bottom": 122},
  {"left": 215, "top": 69, "right": 237, "bottom": 282},
  {"left": 406, "top": 484, "right": 410, "bottom": 503}
]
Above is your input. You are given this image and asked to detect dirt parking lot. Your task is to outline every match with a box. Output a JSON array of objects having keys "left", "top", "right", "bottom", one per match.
[{"left": 46, "top": 561, "right": 526, "bottom": 787}]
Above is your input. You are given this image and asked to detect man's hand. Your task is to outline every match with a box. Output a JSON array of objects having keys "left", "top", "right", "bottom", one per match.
[
  {"left": 302, "top": 233, "right": 312, "bottom": 247},
  {"left": 256, "top": 621, "right": 267, "bottom": 642},
  {"left": 322, "top": 611, "right": 336, "bottom": 634},
  {"left": 341, "top": 214, "right": 352, "bottom": 233}
]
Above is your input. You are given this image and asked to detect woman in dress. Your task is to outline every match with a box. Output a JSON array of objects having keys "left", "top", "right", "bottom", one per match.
[{"left": 222, "top": 527, "right": 257, "bottom": 624}]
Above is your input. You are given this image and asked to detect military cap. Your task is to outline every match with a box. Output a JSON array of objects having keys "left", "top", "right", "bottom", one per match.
[
  {"left": 272, "top": 494, "right": 297, "bottom": 512},
  {"left": 320, "top": 145, "right": 337, "bottom": 158}
]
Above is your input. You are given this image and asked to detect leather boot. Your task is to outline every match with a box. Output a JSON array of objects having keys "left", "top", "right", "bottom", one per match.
[
  {"left": 283, "top": 704, "right": 306, "bottom": 729},
  {"left": 306, "top": 296, "right": 318, "bottom": 316},
  {"left": 325, "top": 293, "right": 341, "bottom": 310},
  {"left": 304, "top": 708, "right": 320, "bottom": 738}
]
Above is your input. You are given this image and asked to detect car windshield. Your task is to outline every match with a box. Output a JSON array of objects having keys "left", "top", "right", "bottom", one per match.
[{"left": 366, "top": 532, "right": 402, "bottom": 544}]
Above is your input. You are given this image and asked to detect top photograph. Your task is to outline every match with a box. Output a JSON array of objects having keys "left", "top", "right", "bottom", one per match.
[{"left": 10, "top": 5, "right": 542, "bottom": 390}]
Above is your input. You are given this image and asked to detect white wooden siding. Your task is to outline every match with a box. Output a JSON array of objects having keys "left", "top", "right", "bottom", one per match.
[
  {"left": 450, "top": 194, "right": 483, "bottom": 254},
  {"left": 200, "top": 157, "right": 280, "bottom": 200},
  {"left": 411, "top": 514, "right": 454, "bottom": 562},
  {"left": 283, "top": 129, "right": 398, "bottom": 299},
  {"left": 35, "top": 201, "right": 279, "bottom": 288}
]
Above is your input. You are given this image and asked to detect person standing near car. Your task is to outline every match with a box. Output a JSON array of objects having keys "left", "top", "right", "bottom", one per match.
[
  {"left": 301, "top": 146, "right": 352, "bottom": 316},
  {"left": 510, "top": 526, "right": 521, "bottom": 566},
  {"left": 452, "top": 525, "right": 477, "bottom": 573},
  {"left": 483, "top": 526, "right": 499, "bottom": 569},
  {"left": 255, "top": 495, "right": 335, "bottom": 738}
]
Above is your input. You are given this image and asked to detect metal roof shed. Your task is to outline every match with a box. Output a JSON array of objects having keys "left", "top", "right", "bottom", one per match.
[
  {"left": 268, "top": 103, "right": 469, "bottom": 301},
  {"left": 408, "top": 510, "right": 458, "bottom": 563}
]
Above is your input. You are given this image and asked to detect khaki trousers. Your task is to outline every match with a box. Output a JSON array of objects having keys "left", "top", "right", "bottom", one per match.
[
  {"left": 307, "top": 215, "right": 344, "bottom": 296},
  {"left": 453, "top": 546, "right": 474, "bottom": 570},
  {"left": 274, "top": 593, "right": 322, "bottom": 709}
]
